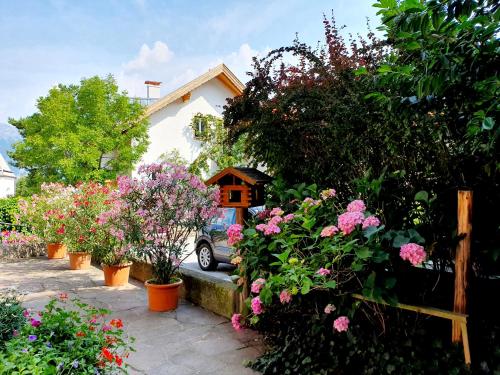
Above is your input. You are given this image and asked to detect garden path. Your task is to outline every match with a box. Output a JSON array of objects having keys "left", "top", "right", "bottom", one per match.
[{"left": 0, "top": 258, "right": 262, "bottom": 375}]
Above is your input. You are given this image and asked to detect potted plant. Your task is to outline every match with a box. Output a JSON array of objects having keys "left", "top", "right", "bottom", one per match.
[
  {"left": 17, "top": 183, "right": 75, "bottom": 259},
  {"left": 64, "top": 181, "right": 111, "bottom": 270},
  {"left": 106, "top": 163, "right": 219, "bottom": 311}
]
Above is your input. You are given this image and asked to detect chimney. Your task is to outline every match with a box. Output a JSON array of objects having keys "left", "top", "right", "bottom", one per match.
[{"left": 145, "top": 81, "right": 161, "bottom": 100}]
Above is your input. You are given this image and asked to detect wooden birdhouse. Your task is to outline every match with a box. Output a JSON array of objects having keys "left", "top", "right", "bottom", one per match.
[{"left": 206, "top": 167, "right": 272, "bottom": 224}]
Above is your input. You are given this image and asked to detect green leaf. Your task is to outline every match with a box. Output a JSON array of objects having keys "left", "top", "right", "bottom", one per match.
[
  {"left": 259, "top": 287, "right": 273, "bottom": 304},
  {"left": 354, "top": 67, "right": 368, "bottom": 76},
  {"left": 355, "top": 247, "right": 373, "bottom": 259},
  {"left": 324, "top": 280, "right": 337, "bottom": 289},
  {"left": 414, "top": 190, "right": 429, "bottom": 203},
  {"left": 405, "top": 41, "right": 421, "bottom": 50},
  {"left": 482, "top": 117, "right": 495, "bottom": 130},
  {"left": 385, "top": 277, "right": 397, "bottom": 289},
  {"left": 392, "top": 235, "right": 409, "bottom": 248}
]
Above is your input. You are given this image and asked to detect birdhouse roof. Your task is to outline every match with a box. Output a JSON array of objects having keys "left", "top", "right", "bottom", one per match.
[{"left": 206, "top": 167, "right": 272, "bottom": 186}]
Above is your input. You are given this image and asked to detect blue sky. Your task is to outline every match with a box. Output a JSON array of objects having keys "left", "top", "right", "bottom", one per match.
[{"left": 0, "top": 0, "right": 381, "bottom": 124}]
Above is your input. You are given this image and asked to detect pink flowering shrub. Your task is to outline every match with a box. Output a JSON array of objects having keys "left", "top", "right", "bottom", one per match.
[
  {"left": 17, "top": 183, "right": 75, "bottom": 244},
  {"left": 227, "top": 224, "right": 244, "bottom": 246},
  {"left": 100, "top": 163, "right": 220, "bottom": 284},
  {"left": 230, "top": 186, "right": 424, "bottom": 341}
]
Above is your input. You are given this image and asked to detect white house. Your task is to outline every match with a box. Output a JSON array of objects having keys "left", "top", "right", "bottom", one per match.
[
  {"left": 136, "top": 63, "right": 244, "bottom": 174},
  {"left": 0, "top": 153, "right": 15, "bottom": 198}
]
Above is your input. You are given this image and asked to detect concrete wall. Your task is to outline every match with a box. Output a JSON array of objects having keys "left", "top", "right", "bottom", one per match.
[{"left": 138, "top": 78, "right": 235, "bottom": 176}]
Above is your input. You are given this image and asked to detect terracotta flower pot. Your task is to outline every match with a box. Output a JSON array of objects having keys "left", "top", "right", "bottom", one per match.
[
  {"left": 69, "top": 252, "right": 92, "bottom": 270},
  {"left": 145, "top": 279, "right": 183, "bottom": 312},
  {"left": 47, "top": 243, "right": 67, "bottom": 259},
  {"left": 102, "top": 263, "right": 132, "bottom": 287}
]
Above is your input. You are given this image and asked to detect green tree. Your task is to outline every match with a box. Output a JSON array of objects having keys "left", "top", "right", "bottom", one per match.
[{"left": 8, "top": 75, "right": 149, "bottom": 191}]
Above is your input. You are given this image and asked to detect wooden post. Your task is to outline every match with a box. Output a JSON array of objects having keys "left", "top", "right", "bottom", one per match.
[
  {"left": 235, "top": 207, "right": 248, "bottom": 225},
  {"left": 452, "top": 190, "right": 473, "bottom": 343}
]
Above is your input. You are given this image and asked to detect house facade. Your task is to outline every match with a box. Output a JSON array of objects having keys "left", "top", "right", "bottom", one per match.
[
  {"left": 0, "top": 153, "right": 15, "bottom": 198},
  {"left": 136, "top": 64, "right": 244, "bottom": 175}
]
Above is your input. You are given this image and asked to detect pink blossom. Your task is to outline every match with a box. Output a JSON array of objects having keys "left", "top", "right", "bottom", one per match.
[
  {"left": 30, "top": 318, "right": 41, "bottom": 328},
  {"left": 316, "top": 268, "right": 331, "bottom": 276},
  {"left": 362, "top": 215, "right": 380, "bottom": 229},
  {"left": 255, "top": 224, "right": 267, "bottom": 232},
  {"left": 251, "top": 278, "right": 266, "bottom": 294},
  {"left": 231, "top": 313, "right": 243, "bottom": 331},
  {"left": 347, "top": 200, "right": 366, "bottom": 213},
  {"left": 102, "top": 325, "right": 112, "bottom": 332},
  {"left": 320, "top": 225, "right": 339, "bottom": 237},
  {"left": 400, "top": 243, "right": 427, "bottom": 266},
  {"left": 320, "top": 188, "right": 337, "bottom": 200},
  {"left": 324, "top": 304, "right": 336, "bottom": 314},
  {"left": 333, "top": 316, "right": 350, "bottom": 332},
  {"left": 251, "top": 296, "right": 264, "bottom": 315},
  {"left": 270, "top": 207, "right": 284, "bottom": 216},
  {"left": 227, "top": 224, "right": 244, "bottom": 246},
  {"left": 303, "top": 197, "right": 321, "bottom": 209},
  {"left": 263, "top": 224, "right": 281, "bottom": 236},
  {"left": 279, "top": 290, "right": 292, "bottom": 304},
  {"left": 269, "top": 215, "right": 283, "bottom": 226},
  {"left": 337, "top": 211, "right": 364, "bottom": 235},
  {"left": 22, "top": 309, "right": 31, "bottom": 318},
  {"left": 283, "top": 214, "right": 295, "bottom": 223}
]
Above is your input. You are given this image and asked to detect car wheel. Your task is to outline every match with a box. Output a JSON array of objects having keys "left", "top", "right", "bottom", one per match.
[{"left": 197, "top": 243, "right": 218, "bottom": 271}]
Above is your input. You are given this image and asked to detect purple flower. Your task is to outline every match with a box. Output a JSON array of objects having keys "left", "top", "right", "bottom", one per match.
[
  {"left": 28, "top": 335, "right": 37, "bottom": 342},
  {"left": 45, "top": 342, "right": 52, "bottom": 348},
  {"left": 21, "top": 348, "right": 28, "bottom": 353},
  {"left": 57, "top": 362, "right": 64, "bottom": 371},
  {"left": 72, "top": 360, "right": 79, "bottom": 369}
]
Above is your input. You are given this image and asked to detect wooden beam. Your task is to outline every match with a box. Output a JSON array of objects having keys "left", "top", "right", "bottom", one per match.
[
  {"left": 181, "top": 92, "right": 191, "bottom": 102},
  {"left": 453, "top": 190, "right": 473, "bottom": 342}
]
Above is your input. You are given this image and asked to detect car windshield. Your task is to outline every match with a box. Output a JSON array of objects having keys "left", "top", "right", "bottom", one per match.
[{"left": 210, "top": 208, "right": 236, "bottom": 228}]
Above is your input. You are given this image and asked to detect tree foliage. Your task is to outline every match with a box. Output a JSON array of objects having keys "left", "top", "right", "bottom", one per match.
[{"left": 8, "top": 75, "right": 149, "bottom": 191}]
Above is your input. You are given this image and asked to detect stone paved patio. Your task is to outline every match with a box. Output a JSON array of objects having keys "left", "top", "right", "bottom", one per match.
[{"left": 0, "top": 257, "right": 262, "bottom": 375}]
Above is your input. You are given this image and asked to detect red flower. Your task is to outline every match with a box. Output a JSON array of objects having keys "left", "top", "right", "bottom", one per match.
[
  {"left": 101, "top": 347, "right": 114, "bottom": 362},
  {"left": 78, "top": 235, "right": 85, "bottom": 243},
  {"left": 58, "top": 292, "right": 68, "bottom": 301},
  {"left": 115, "top": 355, "right": 123, "bottom": 366},
  {"left": 89, "top": 227, "right": 96, "bottom": 233},
  {"left": 76, "top": 331, "right": 85, "bottom": 337},
  {"left": 89, "top": 325, "right": 95, "bottom": 331},
  {"left": 110, "top": 319, "right": 123, "bottom": 329},
  {"left": 56, "top": 225, "right": 65, "bottom": 235}
]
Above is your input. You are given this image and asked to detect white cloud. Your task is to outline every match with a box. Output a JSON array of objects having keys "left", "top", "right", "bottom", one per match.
[
  {"left": 118, "top": 41, "right": 270, "bottom": 99},
  {"left": 124, "top": 41, "right": 173, "bottom": 73}
]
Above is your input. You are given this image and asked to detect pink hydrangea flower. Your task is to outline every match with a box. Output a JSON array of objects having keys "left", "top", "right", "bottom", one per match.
[
  {"left": 231, "top": 313, "right": 243, "bottom": 331},
  {"left": 251, "top": 278, "right": 266, "bottom": 294},
  {"left": 347, "top": 200, "right": 366, "bottom": 213},
  {"left": 270, "top": 207, "right": 284, "bottom": 216},
  {"left": 320, "top": 225, "right": 339, "bottom": 237},
  {"left": 256, "top": 223, "right": 267, "bottom": 232},
  {"left": 324, "top": 304, "right": 336, "bottom": 314},
  {"left": 251, "top": 296, "right": 264, "bottom": 315},
  {"left": 333, "top": 316, "right": 350, "bottom": 332},
  {"left": 279, "top": 290, "right": 292, "bottom": 304},
  {"left": 320, "top": 188, "right": 337, "bottom": 200},
  {"left": 269, "top": 215, "right": 283, "bottom": 226},
  {"left": 303, "top": 197, "right": 321, "bottom": 209},
  {"left": 102, "top": 325, "right": 112, "bottom": 332},
  {"left": 283, "top": 214, "right": 295, "bottom": 222},
  {"left": 316, "top": 267, "right": 331, "bottom": 276},
  {"left": 227, "top": 224, "right": 244, "bottom": 246},
  {"left": 263, "top": 223, "right": 281, "bottom": 236},
  {"left": 23, "top": 309, "right": 31, "bottom": 318},
  {"left": 337, "top": 211, "right": 364, "bottom": 235},
  {"left": 362, "top": 215, "right": 380, "bottom": 229},
  {"left": 400, "top": 243, "right": 427, "bottom": 266}
]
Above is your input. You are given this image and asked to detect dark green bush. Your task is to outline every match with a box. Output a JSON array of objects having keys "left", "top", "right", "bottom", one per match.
[
  {"left": 0, "top": 197, "right": 20, "bottom": 231},
  {"left": 0, "top": 291, "right": 24, "bottom": 348}
]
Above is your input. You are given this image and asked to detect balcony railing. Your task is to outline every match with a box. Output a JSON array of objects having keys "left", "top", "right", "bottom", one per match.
[{"left": 129, "top": 97, "right": 158, "bottom": 106}]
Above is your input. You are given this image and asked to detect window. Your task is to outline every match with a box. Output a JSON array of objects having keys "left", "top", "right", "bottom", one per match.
[{"left": 194, "top": 117, "right": 208, "bottom": 139}]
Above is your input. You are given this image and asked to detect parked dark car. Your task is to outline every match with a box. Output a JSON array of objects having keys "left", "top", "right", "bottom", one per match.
[{"left": 195, "top": 207, "right": 262, "bottom": 271}]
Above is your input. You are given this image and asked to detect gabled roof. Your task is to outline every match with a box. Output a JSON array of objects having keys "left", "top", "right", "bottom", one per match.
[
  {"left": 206, "top": 167, "right": 272, "bottom": 186},
  {"left": 145, "top": 63, "right": 245, "bottom": 117}
]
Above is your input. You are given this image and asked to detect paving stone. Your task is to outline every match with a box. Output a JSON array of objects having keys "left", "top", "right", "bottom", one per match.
[{"left": 0, "top": 257, "right": 262, "bottom": 374}]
